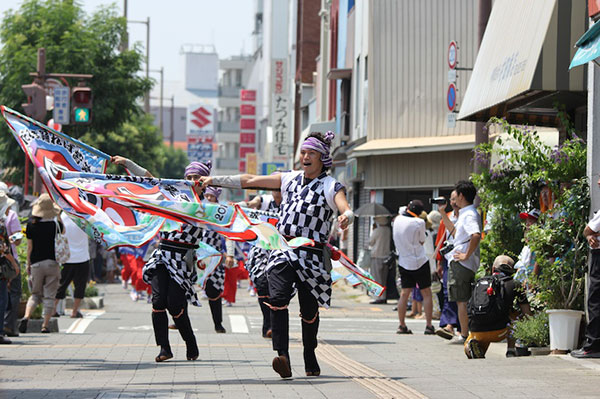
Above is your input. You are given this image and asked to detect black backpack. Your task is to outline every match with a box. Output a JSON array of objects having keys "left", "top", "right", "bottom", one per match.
[{"left": 467, "top": 274, "right": 511, "bottom": 325}]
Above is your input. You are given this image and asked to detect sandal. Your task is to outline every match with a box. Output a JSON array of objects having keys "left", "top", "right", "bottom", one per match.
[
  {"left": 155, "top": 346, "right": 173, "bottom": 362},
  {"left": 396, "top": 325, "right": 413, "bottom": 334},
  {"left": 41, "top": 327, "right": 50, "bottom": 334},
  {"left": 424, "top": 325, "right": 435, "bottom": 335}
]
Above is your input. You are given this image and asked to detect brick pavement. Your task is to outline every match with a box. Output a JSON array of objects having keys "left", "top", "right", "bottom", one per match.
[{"left": 1, "top": 281, "right": 600, "bottom": 398}]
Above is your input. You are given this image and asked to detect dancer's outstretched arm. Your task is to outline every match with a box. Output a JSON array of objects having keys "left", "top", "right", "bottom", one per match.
[
  {"left": 200, "top": 173, "right": 281, "bottom": 191},
  {"left": 111, "top": 155, "right": 154, "bottom": 178}
]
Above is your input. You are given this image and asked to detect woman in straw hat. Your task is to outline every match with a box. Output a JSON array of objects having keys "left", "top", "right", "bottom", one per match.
[{"left": 19, "top": 193, "right": 64, "bottom": 334}]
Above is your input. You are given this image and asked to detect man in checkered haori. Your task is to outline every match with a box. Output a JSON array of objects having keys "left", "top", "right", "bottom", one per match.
[{"left": 200, "top": 131, "right": 354, "bottom": 379}]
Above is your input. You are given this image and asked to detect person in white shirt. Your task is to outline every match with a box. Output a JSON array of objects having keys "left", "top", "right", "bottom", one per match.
[
  {"left": 392, "top": 200, "right": 435, "bottom": 335},
  {"left": 572, "top": 176, "right": 600, "bottom": 358},
  {"left": 438, "top": 180, "right": 481, "bottom": 344},
  {"left": 53, "top": 212, "right": 91, "bottom": 318},
  {"left": 368, "top": 216, "right": 391, "bottom": 304}
]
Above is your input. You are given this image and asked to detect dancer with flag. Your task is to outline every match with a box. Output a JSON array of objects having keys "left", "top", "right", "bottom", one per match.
[
  {"left": 242, "top": 176, "right": 283, "bottom": 339},
  {"left": 199, "top": 131, "right": 354, "bottom": 379},
  {"left": 110, "top": 156, "right": 211, "bottom": 363}
]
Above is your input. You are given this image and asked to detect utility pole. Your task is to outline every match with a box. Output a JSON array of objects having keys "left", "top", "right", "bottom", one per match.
[
  {"left": 150, "top": 67, "right": 164, "bottom": 133},
  {"left": 127, "top": 18, "right": 150, "bottom": 112},
  {"left": 121, "top": 0, "right": 128, "bottom": 52},
  {"left": 151, "top": 95, "right": 175, "bottom": 147},
  {"left": 474, "top": 0, "right": 492, "bottom": 174}
]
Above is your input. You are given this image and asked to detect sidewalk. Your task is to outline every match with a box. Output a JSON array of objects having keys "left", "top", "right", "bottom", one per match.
[{"left": 1, "top": 281, "right": 599, "bottom": 399}]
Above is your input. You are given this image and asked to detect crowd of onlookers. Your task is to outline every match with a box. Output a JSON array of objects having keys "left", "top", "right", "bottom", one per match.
[
  {"left": 0, "top": 183, "right": 135, "bottom": 343},
  {"left": 363, "top": 177, "right": 600, "bottom": 359},
  {"left": 366, "top": 180, "right": 541, "bottom": 358}
]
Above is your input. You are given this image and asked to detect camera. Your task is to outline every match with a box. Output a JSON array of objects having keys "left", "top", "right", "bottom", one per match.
[
  {"left": 430, "top": 196, "right": 446, "bottom": 205},
  {"left": 439, "top": 241, "right": 454, "bottom": 256}
]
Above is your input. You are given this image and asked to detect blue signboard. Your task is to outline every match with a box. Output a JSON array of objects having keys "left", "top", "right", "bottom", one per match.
[{"left": 262, "top": 162, "right": 285, "bottom": 175}]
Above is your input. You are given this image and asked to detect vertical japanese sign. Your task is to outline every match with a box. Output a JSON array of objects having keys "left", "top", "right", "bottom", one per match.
[
  {"left": 239, "top": 90, "right": 256, "bottom": 172},
  {"left": 52, "top": 86, "right": 70, "bottom": 125},
  {"left": 271, "top": 59, "right": 289, "bottom": 166}
]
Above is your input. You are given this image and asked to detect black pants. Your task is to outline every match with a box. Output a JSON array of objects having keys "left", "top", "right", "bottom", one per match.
[
  {"left": 205, "top": 279, "right": 223, "bottom": 328},
  {"left": 255, "top": 274, "right": 271, "bottom": 336},
  {"left": 56, "top": 261, "right": 90, "bottom": 299},
  {"left": 151, "top": 264, "right": 194, "bottom": 348},
  {"left": 267, "top": 261, "right": 319, "bottom": 353},
  {"left": 585, "top": 250, "right": 600, "bottom": 351}
]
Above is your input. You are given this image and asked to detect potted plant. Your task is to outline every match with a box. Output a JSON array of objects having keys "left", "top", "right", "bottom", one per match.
[
  {"left": 527, "top": 178, "right": 589, "bottom": 352},
  {"left": 512, "top": 312, "right": 551, "bottom": 355}
]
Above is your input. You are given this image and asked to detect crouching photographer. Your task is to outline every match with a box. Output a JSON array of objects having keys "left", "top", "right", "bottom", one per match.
[{"left": 464, "top": 255, "right": 532, "bottom": 359}]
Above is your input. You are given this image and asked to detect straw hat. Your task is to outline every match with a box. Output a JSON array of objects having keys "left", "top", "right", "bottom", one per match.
[
  {"left": 31, "top": 193, "right": 61, "bottom": 219},
  {"left": 0, "top": 191, "right": 16, "bottom": 217}
]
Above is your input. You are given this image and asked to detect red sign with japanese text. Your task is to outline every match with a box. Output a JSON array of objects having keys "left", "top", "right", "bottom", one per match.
[
  {"left": 239, "top": 146, "right": 254, "bottom": 159},
  {"left": 240, "top": 104, "right": 256, "bottom": 116},
  {"left": 240, "top": 118, "right": 256, "bottom": 130},
  {"left": 240, "top": 132, "right": 256, "bottom": 144},
  {"left": 240, "top": 90, "right": 256, "bottom": 102}
]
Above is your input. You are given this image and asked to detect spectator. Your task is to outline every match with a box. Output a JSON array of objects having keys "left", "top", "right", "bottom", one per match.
[
  {"left": 465, "top": 255, "right": 532, "bottom": 359},
  {"left": 2, "top": 190, "right": 23, "bottom": 338},
  {"left": 0, "top": 192, "right": 19, "bottom": 344},
  {"left": 53, "top": 212, "right": 91, "bottom": 319},
  {"left": 392, "top": 199, "right": 435, "bottom": 335},
  {"left": 435, "top": 191, "right": 461, "bottom": 340},
  {"left": 437, "top": 181, "right": 481, "bottom": 344},
  {"left": 368, "top": 216, "right": 392, "bottom": 304},
  {"left": 572, "top": 181, "right": 600, "bottom": 358},
  {"left": 20, "top": 194, "right": 64, "bottom": 334}
]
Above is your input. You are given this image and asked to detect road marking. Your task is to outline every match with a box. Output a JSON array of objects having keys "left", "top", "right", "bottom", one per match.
[
  {"left": 318, "top": 341, "right": 427, "bottom": 399},
  {"left": 228, "top": 314, "right": 249, "bottom": 333},
  {"left": 65, "top": 310, "right": 105, "bottom": 334}
]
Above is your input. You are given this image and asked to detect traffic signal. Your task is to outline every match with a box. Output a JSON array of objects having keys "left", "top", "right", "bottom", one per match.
[
  {"left": 22, "top": 82, "right": 47, "bottom": 121},
  {"left": 71, "top": 87, "right": 93, "bottom": 124}
]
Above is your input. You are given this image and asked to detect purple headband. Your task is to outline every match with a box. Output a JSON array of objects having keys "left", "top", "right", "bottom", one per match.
[
  {"left": 204, "top": 186, "right": 222, "bottom": 200},
  {"left": 184, "top": 160, "right": 212, "bottom": 177},
  {"left": 301, "top": 131, "right": 335, "bottom": 168}
]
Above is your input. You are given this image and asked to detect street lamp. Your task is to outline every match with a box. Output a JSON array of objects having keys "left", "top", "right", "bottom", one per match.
[{"left": 127, "top": 17, "right": 150, "bottom": 113}]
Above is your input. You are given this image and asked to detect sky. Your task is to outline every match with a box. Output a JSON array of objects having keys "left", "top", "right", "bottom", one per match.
[{"left": 0, "top": 0, "right": 255, "bottom": 102}]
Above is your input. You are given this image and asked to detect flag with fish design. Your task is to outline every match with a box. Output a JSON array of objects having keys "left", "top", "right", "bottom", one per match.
[{"left": 1, "top": 106, "right": 164, "bottom": 248}]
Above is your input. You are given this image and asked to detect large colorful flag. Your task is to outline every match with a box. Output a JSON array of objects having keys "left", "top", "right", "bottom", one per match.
[
  {"left": 1, "top": 106, "right": 312, "bottom": 251},
  {"left": 1, "top": 106, "right": 164, "bottom": 248}
]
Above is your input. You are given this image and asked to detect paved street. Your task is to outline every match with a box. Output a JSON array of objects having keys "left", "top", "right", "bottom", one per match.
[{"left": 2, "top": 282, "right": 600, "bottom": 399}]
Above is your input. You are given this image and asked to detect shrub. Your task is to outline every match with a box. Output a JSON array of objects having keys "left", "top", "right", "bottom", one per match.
[{"left": 512, "top": 312, "right": 550, "bottom": 347}]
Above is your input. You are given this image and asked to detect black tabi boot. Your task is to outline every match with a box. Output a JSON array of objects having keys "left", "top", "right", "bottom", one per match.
[
  {"left": 302, "top": 314, "right": 320, "bottom": 376},
  {"left": 208, "top": 298, "right": 226, "bottom": 333},
  {"left": 270, "top": 308, "right": 292, "bottom": 378},
  {"left": 258, "top": 297, "right": 272, "bottom": 338},
  {"left": 151, "top": 311, "right": 173, "bottom": 362},
  {"left": 173, "top": 308, "right": 199, "bottom": 361}
]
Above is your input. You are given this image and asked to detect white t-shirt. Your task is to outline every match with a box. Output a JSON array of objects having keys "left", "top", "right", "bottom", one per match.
[
  {"left": 61, "top": 213, "right": 90, "bottom": 263},
  {"left": 588, "top": 210, "right": 600, "bottom": 248},
  {"left": 447, "top": 204, "right": 481, "bottom": 272},
  {"left": 392, "top": 213, "right": 427, "bottom": 270}
]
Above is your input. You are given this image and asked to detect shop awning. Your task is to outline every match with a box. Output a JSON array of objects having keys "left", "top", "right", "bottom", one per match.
[
  {"left": 458, "top": 0, "right": 587, "bottom": 126},
  {"left": 350, "top": 135, "right": 475, "bottom": 158},
  {"left": 570, "top": 21, "right": 600, "bottom": 69}
]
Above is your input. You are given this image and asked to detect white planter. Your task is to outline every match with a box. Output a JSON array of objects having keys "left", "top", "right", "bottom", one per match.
[{"left": 546, "top": 309, "right": 584, "bottom": 351}]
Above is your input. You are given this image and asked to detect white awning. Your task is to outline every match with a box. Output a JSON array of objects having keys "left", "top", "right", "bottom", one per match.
[
  {"left": 350, "top": 135, "right": 475, "bottom": 158},
  {"left": 458, "top": 0, "right": 557, "bottom": 121}
]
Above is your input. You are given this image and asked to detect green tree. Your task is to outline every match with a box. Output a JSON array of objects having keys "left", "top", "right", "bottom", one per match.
[{"left": 0, "top": 0, "right": 188, "bottom": 181}]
